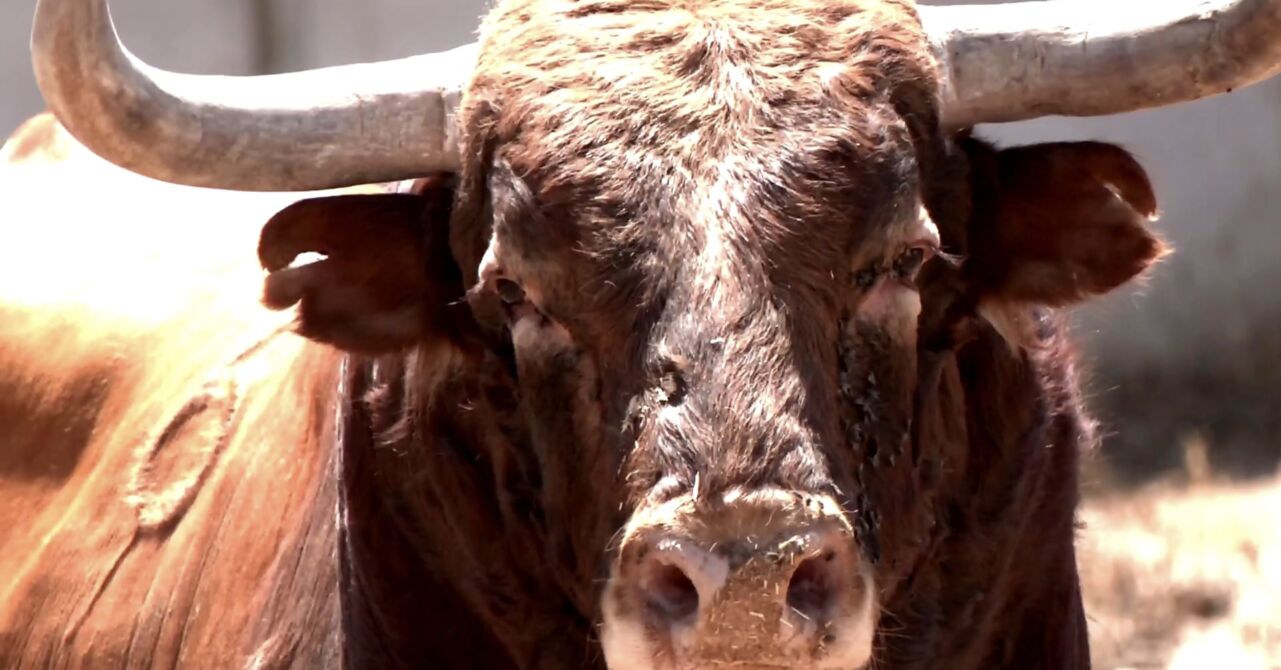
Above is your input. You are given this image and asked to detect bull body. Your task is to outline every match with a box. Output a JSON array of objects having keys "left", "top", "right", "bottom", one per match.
[{"left": 0, "top": 0, "right": 1201, "bottom": 668}]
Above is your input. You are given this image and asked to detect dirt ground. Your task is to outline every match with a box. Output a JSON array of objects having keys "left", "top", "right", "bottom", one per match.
[{"left": 1078, "top": 450, "right": 1281, "bottom": 669}]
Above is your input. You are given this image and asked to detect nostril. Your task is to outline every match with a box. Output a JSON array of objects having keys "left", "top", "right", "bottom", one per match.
[
  {"left": 786, "top": 549, "right": 839, "bottom": 622},
  {"left": 643, "top": 562, "right": 700, "bottom": 623}
]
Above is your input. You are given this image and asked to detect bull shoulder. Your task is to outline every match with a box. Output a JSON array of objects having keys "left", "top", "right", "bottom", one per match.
[{"left": 0, "top": 116, "right": 358, "bottom": 666}]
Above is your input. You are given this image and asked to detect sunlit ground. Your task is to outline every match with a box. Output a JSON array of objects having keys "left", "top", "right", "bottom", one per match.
[{"left": 1079, "top": 442, "right": 1281, "bottom": 670}]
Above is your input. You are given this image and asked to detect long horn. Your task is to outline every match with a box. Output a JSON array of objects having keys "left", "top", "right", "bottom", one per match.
[
  {"left": 920, "top": 0, "right": 1281, "bottom": 129},
  {"left": 31, "top": 0, "right": 475, "bottom": 191}
]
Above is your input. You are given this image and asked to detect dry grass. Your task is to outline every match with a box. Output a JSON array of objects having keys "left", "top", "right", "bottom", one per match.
[{"left": 1079, "top": 456, "right": 1281, "bottom": 669}]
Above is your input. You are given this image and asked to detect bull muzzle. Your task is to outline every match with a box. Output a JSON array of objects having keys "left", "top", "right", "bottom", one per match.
[{"left": 601, "top": 488, "right": 875, "bottom": 670}]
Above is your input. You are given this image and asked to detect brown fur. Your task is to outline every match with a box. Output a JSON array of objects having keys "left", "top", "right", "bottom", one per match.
[{"left": 0, "top": 0, "right": 1170, "bottom": 667}]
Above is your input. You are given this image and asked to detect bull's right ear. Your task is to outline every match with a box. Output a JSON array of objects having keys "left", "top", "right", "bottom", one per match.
[
  {"left": 257, "top": 180, "right": 469, "bottom": 353},
  {"left": 961, "top": 139, "right": 1168, "bottom": 308},
  {"left": 937, "top": 138, "right": 1169, "bottom": 348}
]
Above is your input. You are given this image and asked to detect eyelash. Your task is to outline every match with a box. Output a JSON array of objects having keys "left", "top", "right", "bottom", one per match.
[
  {"left": 894, "top": 246, "right": 928, "bottom": 279},
  {"left": 854, "top": 244, "right": 936, "bottom": 290}
]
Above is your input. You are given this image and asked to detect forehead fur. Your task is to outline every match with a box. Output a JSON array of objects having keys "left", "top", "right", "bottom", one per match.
[
  {"left": 463, "top": 0, "right": 939, "bottom": 299},
  {"left": 470, "top": 3, "right": 934, "bottom": 193},
  {"left": 472, "top": 0, "right": 934, "bottom": 135}
]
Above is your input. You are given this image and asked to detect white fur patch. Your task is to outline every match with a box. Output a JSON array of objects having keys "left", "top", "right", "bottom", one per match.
[
  {"left": 859, "top": 276, "right": 922, "bottom": 323},
  {"left": 510, "top": 311, "right": 574, "bottom": 353}
]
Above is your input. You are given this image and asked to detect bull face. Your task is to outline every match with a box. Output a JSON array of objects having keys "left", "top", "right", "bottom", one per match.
[
  {"left": 472, "top": 114, "right": 937, "bottom": 670},
  {"left": 456, "top": 4, "right": 949, "bottom": 667}
]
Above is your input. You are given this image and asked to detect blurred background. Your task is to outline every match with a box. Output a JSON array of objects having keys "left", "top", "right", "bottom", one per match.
[{"left": 2, "top": 0, "right": 1278, "bottom": 667}]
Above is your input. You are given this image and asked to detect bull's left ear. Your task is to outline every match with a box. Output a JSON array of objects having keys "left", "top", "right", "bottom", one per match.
[
  {"left": 962, "top": 140, "right": 1169, "bottom": 308},
  {"left": 257, "top": 179, "right": 469, "bottom": 353}
]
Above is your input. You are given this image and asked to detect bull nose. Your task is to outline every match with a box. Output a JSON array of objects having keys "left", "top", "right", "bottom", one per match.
[
  {"left": 603, "top": 490, "right": 875, "bottom": 669},
  {"left": 634, "top": 529, "right": 853, "bottom": 629},
  {"left": 786, "top": 544, "right": 847, "bottom": 622},
  {"left": 636, "top": 542, "right": 707, "bottom": 624}
]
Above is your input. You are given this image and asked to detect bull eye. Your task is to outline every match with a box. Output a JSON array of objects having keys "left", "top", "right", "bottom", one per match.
[
  {"left": 494, "top": 278, "right": 526, "bottom": 305},
  {"left": 658, "top": 370, "right": 685, "bottom": 405},
  {"left": 894, "top": 246, "right": 928, "bottom": 280},
  {"left": 853, "top": 267, "right": 879, "bottom": 290}
]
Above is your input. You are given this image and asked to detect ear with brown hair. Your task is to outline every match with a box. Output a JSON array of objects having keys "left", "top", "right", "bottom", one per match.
[
  {"left": 962, "top": 139, "right": 1169, "bottom": 308},
  {"left": 257, "top": 179, "right": 470, "bottom": 353}
]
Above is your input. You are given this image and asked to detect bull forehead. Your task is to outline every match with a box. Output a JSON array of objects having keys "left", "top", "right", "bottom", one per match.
[
  {"left": 471, "top": 0, "right": 936, "bottom": 297},
  {"left": 473, "top": 0, "right": 936, "bottom": 203}
]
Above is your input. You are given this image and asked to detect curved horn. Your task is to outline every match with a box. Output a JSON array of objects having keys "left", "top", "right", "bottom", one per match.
[
  {"left": 31, "top": 0, "right": 476, "bottom": 191},
  {"left": 921, "top": 0, "right": 1281, "bottom": 129}
]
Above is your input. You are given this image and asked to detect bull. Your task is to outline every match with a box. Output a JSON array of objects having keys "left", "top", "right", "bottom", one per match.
[{"left": 3, "top": 0, "right": 1280, "bottom": 668}]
